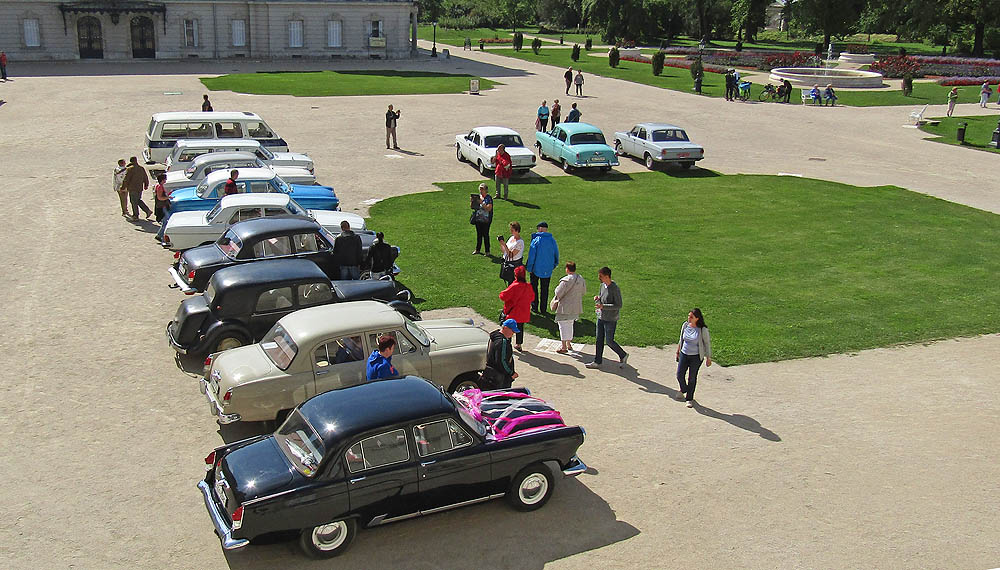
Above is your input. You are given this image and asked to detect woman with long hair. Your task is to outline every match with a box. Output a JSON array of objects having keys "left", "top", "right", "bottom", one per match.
[
  {"left": 499, "top": 265, "right": 534, "bottom": 351},
  {"left": 498, "top": 221, "right": 523, "bottom": 285},
  {"left": 675, "top": 308, "right": 712, "bottom": 408}
]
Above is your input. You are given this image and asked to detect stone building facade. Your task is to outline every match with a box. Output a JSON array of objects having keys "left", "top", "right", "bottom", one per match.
[{"left": 0, "top": 0, "right": 418, "bottom": 61}]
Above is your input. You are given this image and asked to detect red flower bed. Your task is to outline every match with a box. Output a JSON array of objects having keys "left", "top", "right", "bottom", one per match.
[
  {"left": 870, "top": 55, "right": 922, "bottom": 78},
  {"left": 938, "top": 76, "right": 1000, "bottom": 86},
  {"left": 762, "top": 51, "right": 812, "bottom": 69}
]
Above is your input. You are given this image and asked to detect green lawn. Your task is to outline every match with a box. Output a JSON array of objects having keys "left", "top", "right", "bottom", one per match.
[
  {"left": 670, "top": 35, "right": 943, "bottom": 56},
  {"left": 919, "top": 115, "right": 1000, "bottom": 152},
  {"left": 417, "top": 25, "right": 513, "bottom": 47},
  {"left": 200, "top": 70, "right": 496, "bottom": 97},
  {"left": 370, "top": 172, "right": 1000, "bottom": 365}
]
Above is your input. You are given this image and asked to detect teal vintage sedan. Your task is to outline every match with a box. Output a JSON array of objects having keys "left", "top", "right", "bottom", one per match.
[{"left": 534, "top": 122, "right": 619, "bottom": 173}]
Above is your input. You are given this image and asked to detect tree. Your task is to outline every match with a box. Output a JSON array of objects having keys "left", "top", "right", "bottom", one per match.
[{"left": 788, "top": 0, "right": 865, "bottom": 48}]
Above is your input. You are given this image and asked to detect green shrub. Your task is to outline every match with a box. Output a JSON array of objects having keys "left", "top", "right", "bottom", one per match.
[
  {"left": 609, "top": 46, "right": 620, "bottom": 68},
  {"left": 513, "top": 32, "right": 523, "bottom": 51},
  {"left": 571, "top": 44, "right": 581, "bottom": 61},
  {"left": 585, "top": 38, "right": 593, "bottom": 51},
  {"left": 531, "top": 37, "right": 542, "bottom": 54},
  {"left": 652, "top": 51, "right": 665, "bottom": 76},
  {"left": 690, "top": 56, "right": 704, "bottom": 79}
]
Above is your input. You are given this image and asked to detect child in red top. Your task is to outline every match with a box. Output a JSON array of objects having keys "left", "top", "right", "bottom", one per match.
[
  {"left": 499, "top": 265, "right": 535, "bottom": 350},
  {"left": 153, "top": 174, "right": 170, "bottom": 223}
]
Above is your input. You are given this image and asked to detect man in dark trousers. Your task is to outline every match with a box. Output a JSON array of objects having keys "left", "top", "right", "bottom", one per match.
[
  {"left": 564, "top": 67, "right": 573, "bottom": 95},
  {"left": 483, "top": 319, "right": 519, "bottom": 389},
  {"left": 385, "top": 104, "right": 401, "bottom": 149},
  {"left": 333, "top": 220, "right": 363, "bottom": 280},
  {"left": 781, "top": 78, "right": 793, "bottom": 103},
  {"left": 525, "top": 221, "right": 559, "bottom": 315},
  {"left": 366, "top": 231, "right": 396, "bottom": 279},
  {"left": 0, "top": 51, "right": 7, "bottom": 81},
  {"left": 724, "top": 70, "right": 736, "bottom": 101},
  {"left": 120, "top": 156, "right": 152, "bottom": 220},
  {"left": 202, "top": 94, "right": 213, "bottom": 111}
]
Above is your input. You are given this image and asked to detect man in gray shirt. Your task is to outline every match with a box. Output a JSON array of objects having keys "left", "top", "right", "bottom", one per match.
[{"left": 585, "top": 266, "right": 629, "bottom": 369}]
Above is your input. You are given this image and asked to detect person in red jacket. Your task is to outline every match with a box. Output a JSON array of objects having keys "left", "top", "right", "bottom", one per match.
[
  {"left": 494, "top": 143, "right": 512, "bottom": 200},
  {"left": 499, "top": 265, "right": 534, "bottom": 351}
]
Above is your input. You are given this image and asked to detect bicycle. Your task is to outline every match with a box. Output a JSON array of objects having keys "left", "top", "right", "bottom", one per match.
[{"left": 758, "top": 83, "right": 781, "bottom": 102}]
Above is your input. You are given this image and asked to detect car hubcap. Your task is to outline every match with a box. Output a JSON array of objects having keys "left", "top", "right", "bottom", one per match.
[
  {"left": 646, "top": 155, "right": 653, "bottom": 168},
  {"left": 217, "top": 337, "right": 242, "bottom": 351},
  {"left": 312, "top": 521, "right": 348, "bottom": 551},
  {"left": 456, "top": 381, "right": 479, "bottom": 392},
  {"left": 519, "top": 473, "right": 548, "bottom": 504}
]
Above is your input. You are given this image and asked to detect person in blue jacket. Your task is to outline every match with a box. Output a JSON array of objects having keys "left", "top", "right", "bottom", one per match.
[
  {"left": 366, "top": 336, "right": 399, "bottom": 381},
  {"left": 524, "top": 221, "right": 559, "bottom": 315}
]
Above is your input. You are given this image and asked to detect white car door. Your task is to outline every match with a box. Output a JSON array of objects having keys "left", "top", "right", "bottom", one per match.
[{"left": 461, "top": 130, "right": 476, "bottom": 161}]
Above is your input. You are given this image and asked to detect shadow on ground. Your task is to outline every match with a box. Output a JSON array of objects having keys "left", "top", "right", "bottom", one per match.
[
  {"left": 695, "top": 403, "right": 781, "bottom": 441},
  {"left": 222, "top": 477, "right": 638, "bottom": 570}
]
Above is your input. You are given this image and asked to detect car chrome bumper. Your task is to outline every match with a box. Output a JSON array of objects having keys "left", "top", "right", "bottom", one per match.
[
  {"left": 200, "top": 378, "right": 241, "bottom": 424},
  {"left": 165, "top": 322, "right": 188, "bottom": 355},
  {"left": 197, "top": 480, "right": 249, "bottom": 551},
  {"left": 168, "top": 266, "right": 197, "bottom": 294},
  {"left": 562, "top": 455, "right": 588, "bottom": 477}
]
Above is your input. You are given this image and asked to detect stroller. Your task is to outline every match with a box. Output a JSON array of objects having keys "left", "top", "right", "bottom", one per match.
[{"left": 737, "top": 80, "right": 753, "bottom": 101}]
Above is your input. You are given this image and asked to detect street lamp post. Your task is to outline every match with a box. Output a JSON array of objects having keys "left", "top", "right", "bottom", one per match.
[{"left": 432, "top": 21, "right": 438, "bottom": 57}]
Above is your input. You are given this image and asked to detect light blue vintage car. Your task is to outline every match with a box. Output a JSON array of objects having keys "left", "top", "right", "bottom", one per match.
[
  {"left": 534, "top": 122, "right": 619, "bottom": 173},
  {"left": 169, "top": 167, "right": 339, "bottom": 213}
]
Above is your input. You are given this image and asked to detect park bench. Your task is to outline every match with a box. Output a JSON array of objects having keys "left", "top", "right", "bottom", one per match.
[
  {"left": 909, "top": 104, "right": 928, "bottom": 125},
  {"left": 802, "top": 90, "right": 821, "bottom": 105}
]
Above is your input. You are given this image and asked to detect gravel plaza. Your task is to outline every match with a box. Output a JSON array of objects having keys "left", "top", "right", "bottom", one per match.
[{"left": 0, "top": 44, "right": 997, "bottom": 569}]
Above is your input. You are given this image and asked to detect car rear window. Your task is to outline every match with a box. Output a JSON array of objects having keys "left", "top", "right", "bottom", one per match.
[
  {"left": 261, "top": 324, "right": 297, "bottom": 370},
  {"left": 483, "top": 134, "right": 524, "bottom": 148},
  {"left": 652, "top": 129, "right": 689, "bottom": 142},
  {"left": 570, "top": 132, "right": 606, "bottom": 145}
]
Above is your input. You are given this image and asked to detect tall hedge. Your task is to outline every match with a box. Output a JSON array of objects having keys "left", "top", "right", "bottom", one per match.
[
  {"left": 513, "top": 32, "right": 523, "bottom": 51},
  {"left": 609, "top": 47, "right": 620, "bottom": 68},
  {"left": 531, "top": 37, "right": 542, "bottom": 55},
  {"left": 652, "top": 51, "right": 665, "bottom": 76},
  {"left": 690, "top": 56, "right": 704, "bottom": 80},
  {"left": 585, "top": 38, "right": 593, "bottom": 51},
  {"left": 571, "top": 44, "right": 581, "bottom": 62}
]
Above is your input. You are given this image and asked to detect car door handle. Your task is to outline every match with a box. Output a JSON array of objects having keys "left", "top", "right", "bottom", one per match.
[
  {"left": 420, "top": 461, "right": 436, "bottom": 467},
  {"left": 350, "top": 477, "right": 366, "bottom": 484},
  {"left": 315, "top": 369, "right": 329, "bottom": 376}
]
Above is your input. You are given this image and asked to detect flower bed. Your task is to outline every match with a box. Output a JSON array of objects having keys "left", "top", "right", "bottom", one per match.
[
  {"left": 620, "top": 54, "right": 726, "bottom": 74},
  {"left": 937, "top": 76, "right": 1000, "bottom": 86},
  {"left": 870, "top": 55, "right": 922, "bottom": 78},
  {"left": 479, "top": 38, "right": 512, "bottom": 44}
]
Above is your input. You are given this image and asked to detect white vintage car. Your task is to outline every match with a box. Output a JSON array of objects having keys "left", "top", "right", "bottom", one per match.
[
  {"left": 201, "top": 300, "right": 491, "bottom": 424},
  {"left": 613, "top": 123, "right": 705, "bottom": 169},
  {"left": 162, "top": 193, "right": 365, "bottom": 251},
  {"left": 456, "top": 126, "right": 536, "bottom": 176},
  {"left": 164, "top": 152, "right": 316, "bottom": 192}
]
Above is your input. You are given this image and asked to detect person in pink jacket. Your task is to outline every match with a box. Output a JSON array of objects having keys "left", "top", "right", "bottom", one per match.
[
  {"left": 499, "top": 265, "right": 535, "bottom": 351},
  {"left": 494, "top": 144, "right": 512, "bottom": 200}
]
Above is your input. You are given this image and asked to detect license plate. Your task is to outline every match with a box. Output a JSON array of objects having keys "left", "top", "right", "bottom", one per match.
[
  {"left": 589, "top": 157, "right": 607, "bottom": 163},
  {"left": 678, "top": 152, "right": 690, "bottom": 158}
]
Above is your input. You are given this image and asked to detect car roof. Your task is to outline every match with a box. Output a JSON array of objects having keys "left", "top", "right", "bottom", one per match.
[
  {"left": 229, "top": 216, "right": 320, "bottom": 241},
  {"left": 634, "top": 122, "right": 685, "bottom": 131},
  {"left": 278, "top": 300, "right": 405, "bottom": 346},
  {"left": 299, "top": 376, "right": 455, "bottom": 447},
  {"left": 209, "top": 258, "right": 327, "bottom": 292},
  {"left": 152, "top": 111, "right": 263, "bottom": 122},
  {"left": 173, "top": 139, "right": 262, "bottom": 150},
  {"left": 471, "top": 126, "right": 521, "bottom": 137},
  {"left": 202, "top": 167, "right": 277, "bottom": 185},
  {"left": 190, "top": 152, "right": 260, "bottom": 166},
  {"left": 556, "top": 122, "right": 604, "bottom": 134},
  {"left": 218, "top": 193, "right": 291, "bottom": 208}
]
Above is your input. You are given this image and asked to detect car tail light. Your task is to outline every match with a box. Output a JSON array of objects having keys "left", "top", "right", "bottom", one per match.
[
  {"left": 187, "top": 270, "right": 196, "bottom": 279},
  {"left": 231, "top": 505, "right": 244, "bottom": 530},
  {"left": 223, "top": 388, "right": 233, "bottom": 403},
  {"left": 531, "top": 155, "right": 536, "bottom": 163},
  {"left": 662, "top": 149, "right": 668, "bottom": 155},
  {"left": 576, "top": 153, "right": 580, "bottom": 160},
  {"left": 173, "top": 251, "right": 180, "bottom": 259},
  {"left": 204, "top": 355, "right": 214, "bottom": 368},
  {"left": 205, "top": 450, "right": 216, "bottom": 465}
]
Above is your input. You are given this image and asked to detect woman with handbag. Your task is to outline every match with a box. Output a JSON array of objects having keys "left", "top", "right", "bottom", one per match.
[
  {"left": 551, "top": 261, "right": 586, "bottom": 353},
  {"left": 499, "top": 265, "right": 534, "bottom": 351},
  {"left": 470, "top": 183, "right": 493, "bottom": 255},
  {"left": 498, "top": 221, "right": 524, "bottom": 285}
]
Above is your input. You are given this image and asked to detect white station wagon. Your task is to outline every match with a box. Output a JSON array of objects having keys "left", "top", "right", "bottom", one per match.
[
  {"left": 164, "top": 152, "right": 316, "bottom": 192},
  {"left": 162, "top": 193, "right": 364, "bottom": 251},
  {"left": 456, "top": 126, "right": 537, "bottom": 176},
  {"left": 201, "top": 301, "right": 491, "bottom": 424}
]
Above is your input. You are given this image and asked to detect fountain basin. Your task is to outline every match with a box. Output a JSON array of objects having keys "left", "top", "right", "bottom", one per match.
[
  {"left": 769, "top": 67, "right": 884, "bottom": 88},
  {"left": 839, "top": 52, "right": 875, "bottom": 64}
]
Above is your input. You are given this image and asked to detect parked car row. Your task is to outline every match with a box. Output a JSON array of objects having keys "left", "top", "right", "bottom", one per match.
[{"left": 142, "top": 110, "right": 588, "bottom": 560}]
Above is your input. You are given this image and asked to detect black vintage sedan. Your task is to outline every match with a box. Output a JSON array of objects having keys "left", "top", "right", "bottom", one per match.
[
  {"left": 198, "top": 376, "right": 587, "bottom": 559},
  {"left": 167, "top": 258, "right": 418, "bottom": 357},
  {"left": 169, "top": 216, "right": 398, "bottom": 294}
]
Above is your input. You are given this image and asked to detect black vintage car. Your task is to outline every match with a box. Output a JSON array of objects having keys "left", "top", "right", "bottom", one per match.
[
  {"left": 167, "top": 258, "right": 418, "bottom": 357},
  {"left": 198, "top": 376, "right": 587, "bottom": 559},
  {"left": 169, "top": 217, "right": 398, "bottom": 294}
]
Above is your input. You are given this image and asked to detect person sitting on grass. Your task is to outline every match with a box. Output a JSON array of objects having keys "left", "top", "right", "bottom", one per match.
[
  {"left": 810, "top": 84, "right": 822, "bottom": 105},
  {"left": 823, "top": 84, "right": 837, "bottom": 106}
]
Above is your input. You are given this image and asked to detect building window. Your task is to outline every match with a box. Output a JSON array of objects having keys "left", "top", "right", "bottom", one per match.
[
  {"left": 184, "top": 19, "right": 198, "bottom": 47},
  {"left": 327, "top": 20, "right": 342, "bottom": 47},
  {"left": 231, "top": 19, "right": 246, "bottom": 47},
  {"left": 23, "top": 18, "right": 41, "bottom": 47},
  {"left": 370, "top": 20, "right": 383, "bottom": 38},
  {"left": 288, "top": 20, "right": 304, "bottom": 48}
]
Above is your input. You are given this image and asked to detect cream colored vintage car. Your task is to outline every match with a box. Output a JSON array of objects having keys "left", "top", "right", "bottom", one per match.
[{"left": 201, "top": 301, "right": 491, "bottom": 425}]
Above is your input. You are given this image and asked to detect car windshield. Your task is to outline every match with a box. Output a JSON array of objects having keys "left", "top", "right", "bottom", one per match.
[
  {"left": 206, "top": 201, "right": 224, "bottom": 223},
  {"left": 570, "top": 132, "right": 606, "bottom": 145},
  {"left": 276, "top": 409, "right": 325, "bottom": 477},
  {"left": 184, "top": 165, "right": 197, "bottom": 178},
  {"left": 405, "top": 320, "right": 430, "bottom": 346},
  {"left": 272, "top": 176, "right": 290, "bottom": 194},
  {"left": 196, "top": 180, "right": 211, "bottom": 198},
  {"left": 216, "top": 230, "right": 243, "bottom": 258},
  {"left": 286, "top": 199, "right": 306, "bottom": 216},
  {"left": 651, "top": 129, "right": 689, "bottom": 142},
  {"left": 261, "top": 324, "right": 297, "bottom": 370},
  {"left": 258, "top": 146, "right": 275, "bottom": 160},
  {"left": 483, "top": 134, "right": 524, "bottom": 148},
  {"left": 446, "top": 392, "right": 489, "bottom": 437},
  {"left": 204, "top": 281, "right": 217, "bottom": 305}
]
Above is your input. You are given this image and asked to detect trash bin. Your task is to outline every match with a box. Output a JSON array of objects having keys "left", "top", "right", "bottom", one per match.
[
  {"left": 470, "top": 79, "right": 480, "bottom": 95},
  {"left": 957, "top": 122, "right": 967, "bottom": 145}
]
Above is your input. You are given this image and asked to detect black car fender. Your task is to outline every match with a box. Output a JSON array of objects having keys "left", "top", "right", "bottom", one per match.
[
  {"left": 386, "top": 299, "right": 420, "bottom": 321},
  {"left": 201, "top": 320, "right": 252, "bottom": 351}
]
